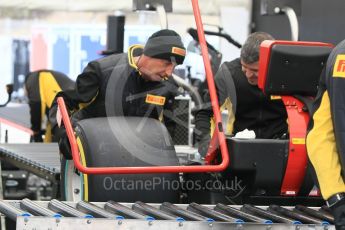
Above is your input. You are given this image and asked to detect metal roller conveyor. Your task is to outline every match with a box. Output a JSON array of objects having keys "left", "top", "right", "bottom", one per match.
[
  {"left": 160, "top": 202, "right": 213, "bottom": 221},
  {"left": 318, "top": 207, "right": 334, "bottom": 221},
  {"left": 132, "top": 201, "right": 184, "bottom": 221},
  {"left": 76, "top": 201, "right": 123, "bottom": 219},
  {"left": 187, "top": 203, "right": 243, "bottom": 223},
  {"left": 214, "top": 203, "right": 272, "bottom": 224},
  {"left": 295, "top": 205, "right": 334, "bottom": 224},
  {"left": 0, "top": 143, "right": 60, "bottom": 182},
  {"left": 321, "top": 205, "right": 332, "bottom": 214},
  {"left": 0, "top": 199, "right": 337, "bottom": 229},
  {"left": 20, "top": 198, "right": 62, "bottom": 218},
  {"left": 241, "top": 204, "right": 301, "bottom": 224},
  {"left": 268, "top": 204, "right": 329, "bottom": 225},
  {"left": 0, "top": 200, "right": 31, "bottom": 221},
  {"left": 48, "top": 199, "right": 93, "bottom": 218},
  {"left": 104, "top": 201, "right": 154, "bottom": 220}
]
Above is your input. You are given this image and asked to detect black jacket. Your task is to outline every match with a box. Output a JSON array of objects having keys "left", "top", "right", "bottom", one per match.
[{"left": 195, "top": 58, "right": 288, "bottom": 155}]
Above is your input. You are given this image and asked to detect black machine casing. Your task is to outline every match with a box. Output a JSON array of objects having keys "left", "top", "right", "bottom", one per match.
[{"left": 226, "top": 138, "right": 289, "bottom": 195}]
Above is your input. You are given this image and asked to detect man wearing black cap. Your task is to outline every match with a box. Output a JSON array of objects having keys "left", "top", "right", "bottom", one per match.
[{"left": 49, "top": 29, "right": 186, "bottom": 159}]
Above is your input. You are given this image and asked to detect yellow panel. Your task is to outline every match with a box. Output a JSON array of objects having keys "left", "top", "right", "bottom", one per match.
[{"left": 291, "top": 138, "right": 305, "bottom": 145}]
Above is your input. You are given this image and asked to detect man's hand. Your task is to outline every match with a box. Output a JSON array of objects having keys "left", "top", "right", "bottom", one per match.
[
  {"left": 58, "top": 133, "right": 73, "bottom": 160},
  {"left": 32, "top": 130, "right": 44, "bottom": 142},
  {"left": 331, "top": 199, "right": 345, "bottom": 229}
]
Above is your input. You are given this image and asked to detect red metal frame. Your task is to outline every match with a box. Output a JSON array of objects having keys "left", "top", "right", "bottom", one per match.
[
  {"left": 192, "top": 0, "right": 229, "bottom": 165},
  {"left": 258, "top": 40, "right": 334, "bottom": 196},
  {"left": 56, "top": 0, "right": 230, "bottom": 175},
  {"left": 280, "top": 96, "right": 310, "bottom": 195},
  {"left": 204, "top": 131, "right": 220, "bottom": 165}
]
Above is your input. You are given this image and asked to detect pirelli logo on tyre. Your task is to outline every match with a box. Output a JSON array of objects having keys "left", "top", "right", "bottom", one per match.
[
  {"left": 145, "top": 94, "right": 166, "bottom": 106},
  {"left": 333, "top": 54, "right": 345, "bottom": 78}
]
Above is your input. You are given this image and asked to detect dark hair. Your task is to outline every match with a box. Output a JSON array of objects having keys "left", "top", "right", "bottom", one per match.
[{"left": 240, "top": 32, "right": 274, "bottom": 64}]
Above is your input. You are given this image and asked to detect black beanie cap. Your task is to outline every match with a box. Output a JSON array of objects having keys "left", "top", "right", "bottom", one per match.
[{"left": 143, "top": 29, "right": 186, "bottom": 65}]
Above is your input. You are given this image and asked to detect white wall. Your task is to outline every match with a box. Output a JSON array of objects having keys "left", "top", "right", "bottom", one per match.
[
  {"left": 0, "top": 37, "right": 13, "bottom": 104},
  {"left": 220, "top": 6, "right": 251, "bottom": 63}
]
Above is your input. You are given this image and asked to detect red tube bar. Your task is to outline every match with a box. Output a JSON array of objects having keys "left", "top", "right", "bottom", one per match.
[
  {"left": 191, "top": 0, "right": 230, "bottom": 164},
  {"left": 58, "top": 98, "right": 228, "bottom": 174}
]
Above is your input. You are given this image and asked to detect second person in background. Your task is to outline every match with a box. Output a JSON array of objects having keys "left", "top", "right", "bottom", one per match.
[{"left": 25, "top": 70, "right": 74, "bottom": 142}]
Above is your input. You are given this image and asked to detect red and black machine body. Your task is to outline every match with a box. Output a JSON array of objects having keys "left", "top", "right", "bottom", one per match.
[
  {"left": 187, "top": 40, "right": 334, "bottom": 205},
  {"left": 194, "top": 40, "right": 334, "bottom": 205},
  {"left": 258, "top": 40, "right": 333, "bottom": 196}
]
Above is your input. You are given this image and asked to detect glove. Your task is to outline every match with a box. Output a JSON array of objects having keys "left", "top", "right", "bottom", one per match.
[
  {"left": 188, "top": 152, "right": 204, "bottom": 165},
  {"left": 58, "top": 134, "right": 73, "bottom": 160},
  {"left": 32, "top": 133, "right": 43, "bottom": 142},
  {"left": 52, "top": 122, "right": 73, "bottom": 160},
  {"left": 330, "top": 199, "right": 345, "bottom": 229},
  {"left": 195, "top": 135, "right": 210, "bottom": 158}
]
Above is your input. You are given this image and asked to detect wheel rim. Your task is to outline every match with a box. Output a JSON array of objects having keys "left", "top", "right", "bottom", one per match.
[{"left": 64, "top": 160, "right": 83, "bottom": 201}]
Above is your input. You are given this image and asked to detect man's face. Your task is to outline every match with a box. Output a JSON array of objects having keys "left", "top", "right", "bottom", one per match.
[
  {"left": 241, "top": 60, "right": 259, "bottom": 85},
  {"left": 139, "top": 57, "right": 176, "bottom": 82}
]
